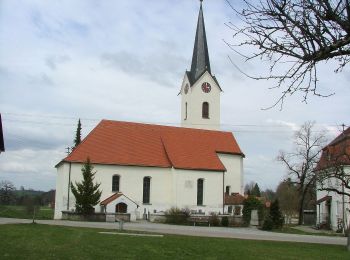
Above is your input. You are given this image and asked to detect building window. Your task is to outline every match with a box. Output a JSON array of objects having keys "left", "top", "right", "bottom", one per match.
[
  {"left": 234, "top": 206, "right": 241, "bottom": 216},
  {"left": 143, "top": 177, "right": 151, "bottom": 204},
  {"left": 225, "top": 186, "right": 231, "bottom": 195},
  {"left": 202, "top": 102, "right": 209, "bottom": 119},
  {"left": 197, "top": 179, "right": 204, "bottom": 206},
  {"left": 185, "top": 102, "right": 188, "bottom": 120},
  {"left": 112, "top": 175, "right": 120, "bottom": 192}
]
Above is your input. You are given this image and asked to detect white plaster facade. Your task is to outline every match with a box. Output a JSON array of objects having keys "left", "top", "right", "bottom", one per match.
[
  {"left": 316, "top": 166, "right": 350, "bottom": 231},
  {"left": 54, "top": 153, "right": 243, "bottom": 220},
  {"left": 180, "top": 72, "right": 220, "bottom": 130}
]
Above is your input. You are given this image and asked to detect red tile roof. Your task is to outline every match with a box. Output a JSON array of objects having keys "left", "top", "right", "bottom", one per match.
[
  {"left": 63, "top": 120, "right": 244, "bottom": 172},
  {"left": 224, "top": 193, "right": 245, "bottom": 205},
  {"left": 100, "top": 193, "right": 123, "bottom": 205},
  {"left": 316, "top": 127, "right": 350, "bottom": 171}
]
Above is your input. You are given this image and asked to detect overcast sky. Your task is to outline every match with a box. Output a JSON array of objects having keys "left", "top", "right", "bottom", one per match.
[{"left": 0, "top": 0, "right": 349, "bottom": 192}]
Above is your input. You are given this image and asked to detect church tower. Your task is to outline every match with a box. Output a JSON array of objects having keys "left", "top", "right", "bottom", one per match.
[{"left": 180, "top": 1, "right": 221, "bottom": 130}]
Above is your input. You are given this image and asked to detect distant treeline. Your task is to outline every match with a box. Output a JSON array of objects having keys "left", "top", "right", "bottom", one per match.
[{"left": 0, "top": 180, "right": 55, "bottom": 207}]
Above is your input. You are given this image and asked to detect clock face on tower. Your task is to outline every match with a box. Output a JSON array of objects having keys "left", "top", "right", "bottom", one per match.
[
  {"left": 201, "top": 82, "right": 211, "bottom": 93},
  {"left": 184, "top": 84, "right": 189, "bottom": 94}
]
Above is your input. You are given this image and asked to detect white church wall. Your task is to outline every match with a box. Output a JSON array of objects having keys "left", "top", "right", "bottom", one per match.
[
  {"left": 173, "top": 168, "right": 224, "bottom": 214},
  {"left": 55, "top": 161, "right": 231, "bottom": 219},
  {"left": 218, "top": 153, "right": 244, "bottom": 195},
  {"left": 55, "top": 162, "right": 175, "bottom": 219},
  {"left": 54, "top": 163, "right": 69, "bottom": 219},
  {"left": 181, "top": 72, "right": 221, "bottom": 130}
]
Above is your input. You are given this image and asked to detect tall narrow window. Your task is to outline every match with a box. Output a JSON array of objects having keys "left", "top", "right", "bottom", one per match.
[
  {"left": 197, "top": 179, "right": 204, "bottom": 206},
  {"left": 185, "top": 102, "right": 188, "bottom": 120},
  {"left": 143, "top": 177, "right": 151, "bottom": 204},
  {"left": 225, "top": 186, "right": 231, "bottom": 195},
  {"left": 112, "top": 175, "right": 120, "bottom": 192},
  {"left": 202, "top": 102, "right": 209, "bottom": 119}
]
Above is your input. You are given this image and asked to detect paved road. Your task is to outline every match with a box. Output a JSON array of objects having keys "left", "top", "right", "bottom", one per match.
[{"left": 0, "top": 217, "right": 347, "bottom": 246}]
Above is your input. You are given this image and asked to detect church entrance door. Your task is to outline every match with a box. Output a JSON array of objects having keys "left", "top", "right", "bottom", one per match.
[{"left": 115, "top": 202, "right": 127, "bottom": 213}]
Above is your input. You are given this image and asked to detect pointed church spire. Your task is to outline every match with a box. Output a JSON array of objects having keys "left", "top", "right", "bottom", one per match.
[{"left": 190, "top": 0, "right": 211, "bottom": 83}]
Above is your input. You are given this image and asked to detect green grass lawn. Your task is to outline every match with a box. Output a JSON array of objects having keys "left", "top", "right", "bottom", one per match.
[
  {"left": 0, "top": 224, "right": 348, "bottom": 259},
  {"left": 0, "top": 205, "right": 54, "bottom": 220}
]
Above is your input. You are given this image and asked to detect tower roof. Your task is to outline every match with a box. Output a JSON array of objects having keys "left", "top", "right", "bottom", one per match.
[{"left": 189, "top": 1, "right": 211, "bottom": 83}]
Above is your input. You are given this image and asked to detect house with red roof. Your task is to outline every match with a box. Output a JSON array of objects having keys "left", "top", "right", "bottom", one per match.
[
  {"left": 316, "top": 127, "right": 350, "bottom": 231},
  {"left": 54, "top": 2, "right": 245, "bottom": 220}
]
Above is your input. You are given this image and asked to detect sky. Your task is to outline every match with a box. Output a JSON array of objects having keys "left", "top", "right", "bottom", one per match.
[{"left": 0, "top": 0, "right": 349, "bottom": 192}]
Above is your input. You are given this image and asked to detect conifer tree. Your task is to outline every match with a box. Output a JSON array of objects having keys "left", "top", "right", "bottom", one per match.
[
  {"left": 270, "top": 199, "right": 284, "bottom": 229},
  {"left": 251, "top": 183, "right": 261, "bottom": 197},
  {"left": 71, "top": 158, "right": 102, "bottom": 215},
  {"left": 74, "top": 119, "right": 82, "bottom": 148}
]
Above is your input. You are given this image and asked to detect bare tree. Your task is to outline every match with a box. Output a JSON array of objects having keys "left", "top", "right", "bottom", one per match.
[
  {"left": 0, "top": 180, "right": 16, "bottom": 205},
  {"left": 277, "top": 121, "right": 326, "bottom": 225},
  {"left": 244, "top": 181, "right": 256, "bottom": 195},
  {"left": 276, "top": 178, "right": 299, "bottom": 223},
  {"left": 225, "top": 0, "right": 350, "bottom": 109}
]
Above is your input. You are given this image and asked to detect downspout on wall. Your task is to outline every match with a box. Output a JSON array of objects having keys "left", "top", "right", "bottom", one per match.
[
  {"left": 223, "top": 171, "right": 225, "bottom": 214},
  {"left": 67, "top": 162, "right": 72, "bottom": 210}
]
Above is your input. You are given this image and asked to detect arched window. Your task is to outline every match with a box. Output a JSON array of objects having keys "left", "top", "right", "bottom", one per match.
[
  {"left": 143, "top": 177, "right": 151, "bottom": 204},
  {"left": 112, "top": 175, "right": 120, "bottom": 192},
  {"left": 197, "top": 179, "right": 204, "bottom": 206},
  {"left": 202, "top": 102, "right": 209, "bottom": 119},
  {"left": 185, "top": 102, "right": 188, "bottom": 120}
]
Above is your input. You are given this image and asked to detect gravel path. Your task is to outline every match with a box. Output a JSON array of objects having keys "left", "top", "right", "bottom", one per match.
[{"left": 0, "top": 217, "right": 346, "bottom": 246}]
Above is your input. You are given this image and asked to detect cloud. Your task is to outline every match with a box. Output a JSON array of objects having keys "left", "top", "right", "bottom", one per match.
[
  {"left": 28, "top": 73, "right": 55, "bottom": 86},
  {"left": 101, "top": 50, "right": 186, "bottom": 87},
  {"left": 45, "top": 55, "right": 71, "bottom": 70}
]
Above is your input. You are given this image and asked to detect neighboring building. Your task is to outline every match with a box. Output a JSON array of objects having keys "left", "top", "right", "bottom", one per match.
[
  {"left": 0, "top": 113, "right": 4, "bottom": 153},
  {"left": 54, "top": 1, "right": 245, "bottom": 220},
  {"left": 316, "top": 127, "right": 350, "bottom": 231},
  {"left": 224, "top": 193, "right": 245, "bottom": 216}
]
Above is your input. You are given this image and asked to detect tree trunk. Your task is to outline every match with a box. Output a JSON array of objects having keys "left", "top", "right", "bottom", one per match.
[
  {"left": 348, "top": 232, "right": 350, "bottom": 251},
  {"left": 298, "top": 194, "right": 305, "bottom": 225}
]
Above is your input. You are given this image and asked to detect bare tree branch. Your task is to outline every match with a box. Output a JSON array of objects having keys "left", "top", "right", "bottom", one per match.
[
  {"left": 277, "top": 121, "right": 326, "bottom": 224},
  {"left": 226, "top": 0, "right": 350, "bottom": 109}
]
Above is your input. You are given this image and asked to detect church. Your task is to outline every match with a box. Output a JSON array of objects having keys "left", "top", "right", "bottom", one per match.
[{"left": 54, "top": 2, "right": 245, "bottom": 221}]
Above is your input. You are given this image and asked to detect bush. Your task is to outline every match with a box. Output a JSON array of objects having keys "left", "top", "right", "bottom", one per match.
[
  {"left": 262, "top": 215, "right": 273, "bottom": 231},
  {"left": 209, "top": 213, "right": 220, "bottom": 226},
  {"left": 221, "top": 216, "right": 229, "bottom": 227},
  {"left": 165, "top": 207, "right": 189, "bottom": 225}
]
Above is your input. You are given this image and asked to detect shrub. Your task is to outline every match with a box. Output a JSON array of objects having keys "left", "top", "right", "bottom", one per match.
[
  {"left": 221, "top": 216, "right": 229, "bottom": 227},
  {"left": 209, "top": 213, "right": 220, "bottom": 226},
  {"left": 165, "top": 207, "right": 189, "bottom": 224},
  {"left": 262, "top": 215, "right": 273, "bottom": 231}
]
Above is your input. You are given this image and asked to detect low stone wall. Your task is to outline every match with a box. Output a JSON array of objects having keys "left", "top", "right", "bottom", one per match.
[
  {"left": 228, "top": 215, "right": 243, "bottom": 227},
  {"left": 61, "top": 211, "right": 106, "bottom": 222},
  {"left": 149, "top": 213, "right": 167, "bottom": 223}
]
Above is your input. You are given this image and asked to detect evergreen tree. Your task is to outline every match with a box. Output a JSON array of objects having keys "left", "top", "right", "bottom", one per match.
[
  {"left": 270, "top": 199, "right": 284, "bottom": 229},
  {"left": 71, "top": 158, "right": 102, "bottom": 215},
  {"left": 74, "top": 119, "right": 82, "bottom": 148},
  {"left": 251, "top": 183, "right": 261, "bottom": 197}
]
